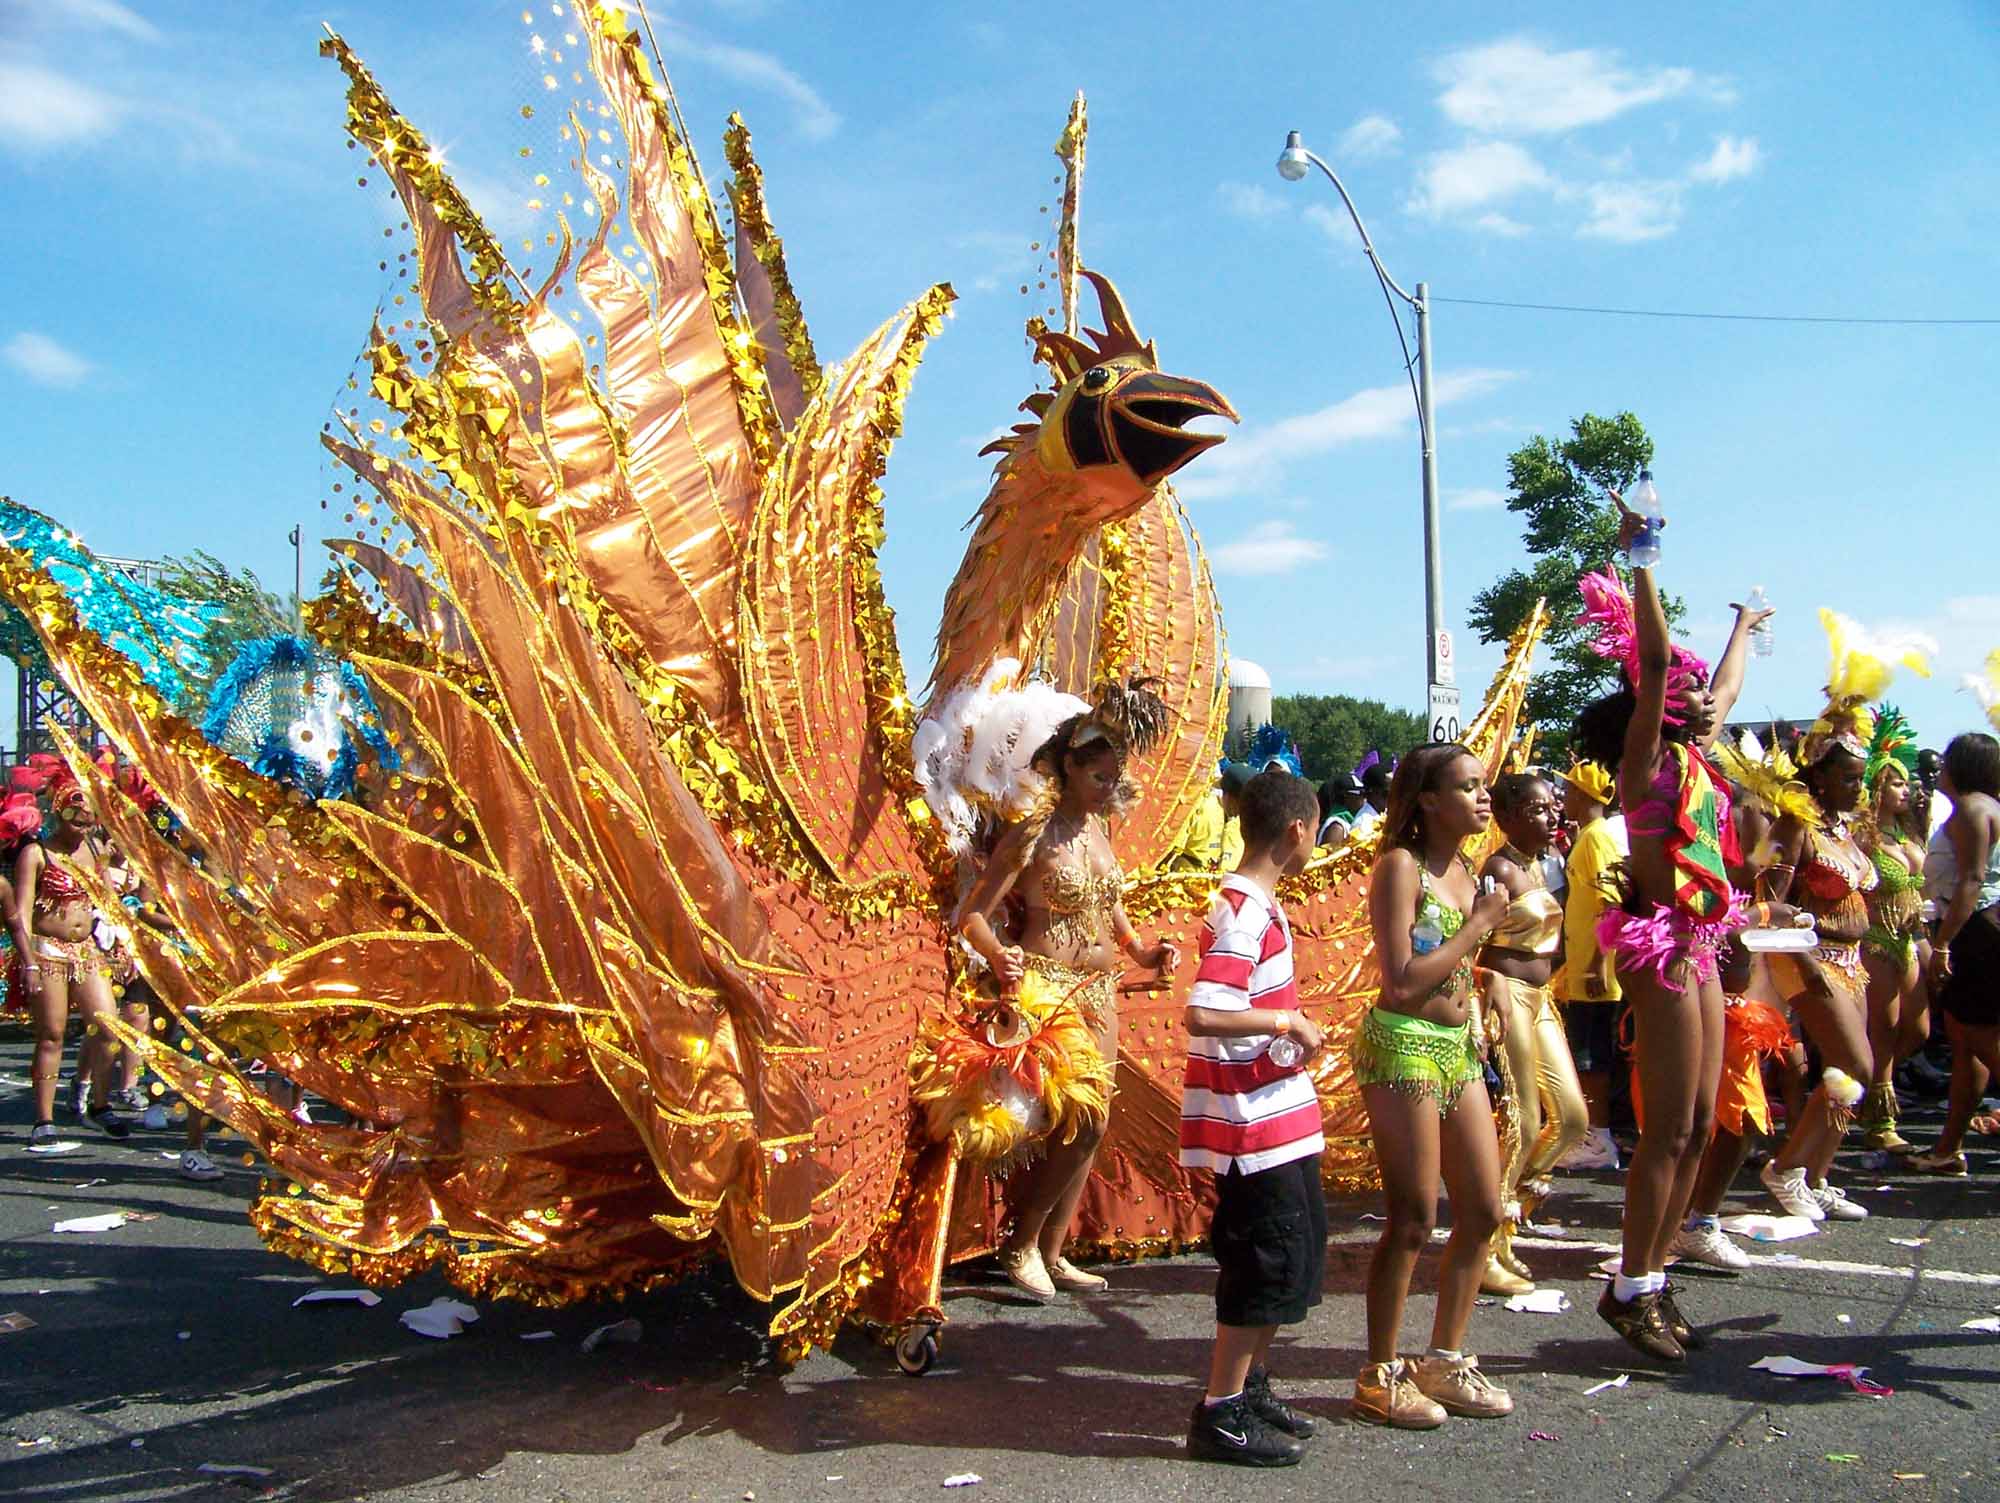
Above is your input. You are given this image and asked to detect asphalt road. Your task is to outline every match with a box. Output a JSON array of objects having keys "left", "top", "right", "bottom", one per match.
[{"left": 3, "top": 1027, "right": 1996, "bottom": 1503}]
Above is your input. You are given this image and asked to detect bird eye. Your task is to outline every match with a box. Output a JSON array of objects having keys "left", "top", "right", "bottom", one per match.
[{"left": 1080, "top": 366, "right": 1113, "bottom": 392}]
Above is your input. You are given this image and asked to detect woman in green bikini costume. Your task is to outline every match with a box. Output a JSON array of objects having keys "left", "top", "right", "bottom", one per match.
[
  {"left": 1856, "top": 714, "right": 1929, "bottom": 1154},
  {"left": 1349, "top": 742, "right": 1511, "bottom": 1431}
]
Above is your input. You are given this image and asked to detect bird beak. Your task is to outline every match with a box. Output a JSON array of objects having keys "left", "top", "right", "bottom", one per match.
[{"left": 1106, "top": 371, "right": 1238, "bottom": 486}]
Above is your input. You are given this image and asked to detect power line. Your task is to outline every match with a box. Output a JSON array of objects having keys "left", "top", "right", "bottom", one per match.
[{"left": 1431, "top": 295, "right": 2000, "bottom": 327}]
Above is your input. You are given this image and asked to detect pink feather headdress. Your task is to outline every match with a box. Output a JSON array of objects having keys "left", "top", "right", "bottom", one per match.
[{"left": 1577, "top": 568, "right": 1709, "bottom": 723}]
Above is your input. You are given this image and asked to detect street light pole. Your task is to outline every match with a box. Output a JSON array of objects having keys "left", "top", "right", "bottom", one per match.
[
  {"left": 1277, "top": 131, "right": 1454, "bottom": 732},
  {"left": 1415, "top": 280, "right": 1442, "bottom": 694}
]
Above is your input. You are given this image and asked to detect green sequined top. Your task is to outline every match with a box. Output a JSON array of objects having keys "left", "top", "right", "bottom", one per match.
[{"left": 1415, "top": 867, "right": 1476, "bottom": 1004}]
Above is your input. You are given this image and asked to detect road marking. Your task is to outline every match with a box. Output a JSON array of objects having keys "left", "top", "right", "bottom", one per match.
[{"left": 1511, "top": 1233, "right": 2000, "bottom": 1288}]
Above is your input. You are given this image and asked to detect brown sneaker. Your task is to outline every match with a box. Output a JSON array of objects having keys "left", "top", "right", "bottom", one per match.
[
  {"left": 1410, "top": 1354, "right": 1514, "bottom": 1418},
  {"left": 1656, "top": 1281, "right": 1706, "bottom": 1350},
  {"left": 1352, "top": 1359, "right": 1447, "bottom": 1430},
  {"left": 1597, "top": 1285, "right": 1685, "bottom": 1363}
]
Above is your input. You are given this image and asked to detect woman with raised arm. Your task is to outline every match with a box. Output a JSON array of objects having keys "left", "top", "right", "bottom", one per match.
[
  {"left": 1570, "top": 497, "right": 1771, "bottom": 1363},
  {"left": 1350, "top": 743, "right": 1513, "bottom": 1429},
  {"left": 955, "top": 681, "right": 1182, "bottom": 1300}
]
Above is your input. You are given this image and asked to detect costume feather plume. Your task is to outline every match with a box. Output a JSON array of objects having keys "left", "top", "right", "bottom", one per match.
[
  {"left": 1962, "top": 647, "right": 2000, "bottom": 734},
  {"left": 1714, "top": 729, "right": 1821, "bottom": 829},
  {"left": 1575, "top": 566, "right": 1707, "bottom": 719}
]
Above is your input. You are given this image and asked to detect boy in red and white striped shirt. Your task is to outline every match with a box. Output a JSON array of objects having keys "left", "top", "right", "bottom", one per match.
[{"left": 1180, "top": 770, "right": 1326, "bottom": 1467}]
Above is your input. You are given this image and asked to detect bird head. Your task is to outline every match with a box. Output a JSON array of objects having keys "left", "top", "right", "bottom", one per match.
[{"left": 981, "top": 271, "right": 1236, "bottom": 519}]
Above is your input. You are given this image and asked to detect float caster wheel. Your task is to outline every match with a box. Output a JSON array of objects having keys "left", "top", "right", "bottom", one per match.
[{"left": 894, "top": 1321, "right": 941, "bottom": 1376}]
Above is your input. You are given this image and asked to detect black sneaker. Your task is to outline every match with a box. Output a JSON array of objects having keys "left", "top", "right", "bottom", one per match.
[
  {"left": 1245, "top": 1364, "right": 1316, "bottom": 1438},
  {"left": 84, "top": 1105, "right": 132, "bottom": 1140},
  {"left": 1187, "top": 1394, "right": 1304, "bottom": 1467}
]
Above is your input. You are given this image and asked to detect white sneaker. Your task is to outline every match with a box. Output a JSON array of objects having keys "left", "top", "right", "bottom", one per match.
[
  {"left": 1760, "top": 1161, "right": 1826, "bottom": 1221},
  {"left": 179, "top": 1148, "right": 224, "bottom": 1181},
  {"left": 1669, "top": 1221, "right": 1752, "bottom": 1271},
  {"left": 1559, "top": 1129, "right": 1621, "bottom": 1171},
  {"left": 1811, "top": 1180, "right": 1867, "bottom": 1221}
]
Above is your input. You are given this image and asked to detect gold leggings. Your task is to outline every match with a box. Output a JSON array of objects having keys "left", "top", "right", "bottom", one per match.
[{"left": 1489, "top": 974, "right": 1589, "bottom": 1193}]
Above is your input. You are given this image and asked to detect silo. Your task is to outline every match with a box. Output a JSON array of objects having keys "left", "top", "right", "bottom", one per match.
[{"left": 1227, "top": 658, "right": 1272, "bottom": 757}]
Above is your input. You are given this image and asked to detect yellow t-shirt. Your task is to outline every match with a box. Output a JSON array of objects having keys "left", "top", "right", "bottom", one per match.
[
  {"left": 1163, "top": 791, "right": 1226, "bottom": 870},
  {"left": 1559, "top": 816, "right": 1625, "bottom": 1003}
]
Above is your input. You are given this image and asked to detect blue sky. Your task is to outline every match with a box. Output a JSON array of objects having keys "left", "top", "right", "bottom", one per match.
[{"left": 3, "top": 1, "right": 1997, "bottom": 751}]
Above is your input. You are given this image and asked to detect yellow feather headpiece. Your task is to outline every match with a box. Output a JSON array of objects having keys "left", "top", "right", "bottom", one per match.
[
  {"left": 1963, "top": 646, "right": 2000, "bottom": 735},
  {"left": 1799, "top": 608, "right": 1935, "bottom": 767},
  {"left": 1714, "top": 729, "right": 1821, "bottom": 829}
]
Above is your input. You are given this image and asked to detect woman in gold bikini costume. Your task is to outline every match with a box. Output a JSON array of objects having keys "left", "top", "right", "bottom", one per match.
[
  {"left": 1476, "top": 771, "right": 1587, "bottom": 1296},
  {"left": 956, "top": 681, "right": 1183, "bottom": 1301}
]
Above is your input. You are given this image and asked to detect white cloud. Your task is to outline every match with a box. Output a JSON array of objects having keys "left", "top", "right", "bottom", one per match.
[
  {"left": 0, "top": 60, "right": 123, "bottom": 151},
  {"left": 1446, "top": 487, "right": 1508, "bottom": 511},
  {"left": 1338, "top": 113, "right": 1402, "bottom": 160},
  {"left": 1217, "top": 182, "right": 1289, "bottom": 220},
  {"left": 4, "top": 332, "right": 93, "bottom": 388},
  {"left": 1578, "top": 180, "right": 1683, "bottom": 242},
  {"left": 1689, "top": 134, "right": 1761, "bottom": 184},
  {"left": 662, "top": 30, "right": 841, "bottom": 139},
  {"left": 1178, "top": 369, "right": 1518, "bottom": 500},
  {"left": 1301, "top": 203, "right": 1359, "bottom": 248},
  {"left": 45, "top": 0, "right": 162, "bottom": 42},
  {"left": 1434, "top": 38, "right": 1696, "bottom": 136},
  {"left": 1407, "top": 140, "right": 1552, "bottom": 220},
  {"left": 1475, "top": 212, "right": 1530, "bottom": 237},
  {"left": 1213, "top": 520, "right": 1330, "bottom": 577}
]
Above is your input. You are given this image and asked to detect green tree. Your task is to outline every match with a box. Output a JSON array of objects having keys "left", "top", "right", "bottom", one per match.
[
  {"left": 1466, "top": 412, "right": 1685, "bottom": 759},
  {"left": 1269, "top": 693, "right": 1426, "bottom": 782},
  {"left": 154, "top": 550, "right": 298, "bottom": 700}
]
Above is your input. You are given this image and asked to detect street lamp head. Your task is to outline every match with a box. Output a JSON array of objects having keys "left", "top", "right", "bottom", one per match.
[{"left": 1276, "top": 129, "right": 1311, "bottom": 182}]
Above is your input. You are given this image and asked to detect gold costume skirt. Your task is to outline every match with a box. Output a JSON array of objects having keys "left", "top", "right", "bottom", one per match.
[{"left": 1019, "top": 952, "right": 1118, "bottom": 1033}]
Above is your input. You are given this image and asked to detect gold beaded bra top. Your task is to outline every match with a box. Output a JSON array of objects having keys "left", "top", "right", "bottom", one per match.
[{"left": 1035, "top": 861, "right": 1125, "bottom": 955}]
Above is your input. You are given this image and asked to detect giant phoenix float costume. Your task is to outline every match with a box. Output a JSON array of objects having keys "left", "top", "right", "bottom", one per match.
[{"left": 0, "top": 5, "right": 1543, "bottom": 1368}]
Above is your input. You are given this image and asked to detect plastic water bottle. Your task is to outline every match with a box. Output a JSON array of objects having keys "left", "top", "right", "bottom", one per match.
[
  {"left": 1266, "top": 1034, "right": 1305, "bottom": 1070},
  {"left": 1411, "top": 917, "right": 1443, "bottom": 955},
  {"left": 1745, "top": 585, "right": 1773, "bottom": 656},
  {"left": 1625, "top": 469, "right": 1663, "bottom": 567}
]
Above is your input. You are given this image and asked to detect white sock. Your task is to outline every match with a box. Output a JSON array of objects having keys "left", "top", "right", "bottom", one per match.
[
  {"left": 1428, "top": 1346, "right": 1463, "bottom": 1362},
  {"left": 1612, "top": 1272, "right": 1648, "bottom": 1303},
  {"left": 1203, "top": 1391, "right": 1242, "bottom": 1408},
  {"left": 1644, "top": 1270, "right": 1667, "bottom": 1294}
]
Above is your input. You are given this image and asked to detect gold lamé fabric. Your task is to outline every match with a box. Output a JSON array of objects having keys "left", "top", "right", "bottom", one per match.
[
  {"left": 0, "top": 1, "right": 1552, "bottom": 1358},
  {"left": 1041, "top": 480, "right": 1227, "bottom": 872}
]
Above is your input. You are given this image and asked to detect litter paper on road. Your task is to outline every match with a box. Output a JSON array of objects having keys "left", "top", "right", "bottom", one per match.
[
  {"left": 1504, "top": 1288, "right": 1572, "bottom": 1314},
  {"left": 1958, "top": 1316, "right": 2000, "bottom": 1333},
  {"left": 942, "top": 1477, "right": 983, "bottom": 1489},
  {"left": 400, "top": 1296, "right": 479, "bottom": 1339},
  {"left": 1583, "top": 1374, "right": 1630, "bottom": 1395},
  {"left": 52, "top": 1213, "right": 127, "bottom": 1234},
  {"left": 293, "top": 1288, "right": 383, "bottom": 1309},
  {"left": 581, "top": 1317, "right": 643, "bottom": 1352},
  {"left": 1750, "top": 1354, "right": 1893, "bottom": 1395},
  {"left": 1719, "top": 1213, "right": 1819, "bottom": 1243}
]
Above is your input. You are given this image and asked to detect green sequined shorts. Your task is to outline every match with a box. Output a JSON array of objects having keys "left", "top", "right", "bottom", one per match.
[
  {"left": 1352, "top": 1006, "right": 1482, "bottom": 1115},
  {"left": 1861, "top": 923, "right": 1916, "bottom": 972}
]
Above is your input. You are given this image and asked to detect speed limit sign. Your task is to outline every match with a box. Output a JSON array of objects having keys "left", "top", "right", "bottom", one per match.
[{"left": 1427, "top": 682, "right": 1462, "bottom": 744}]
